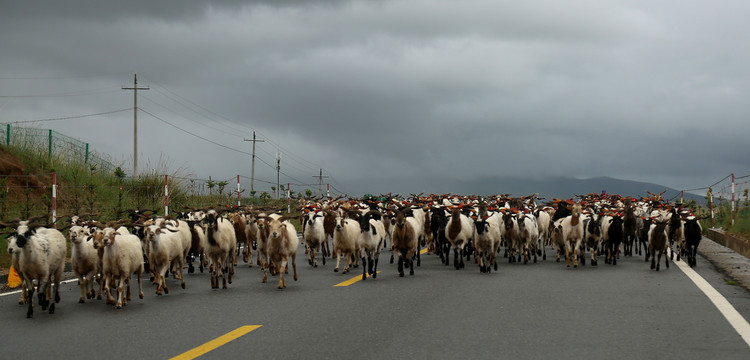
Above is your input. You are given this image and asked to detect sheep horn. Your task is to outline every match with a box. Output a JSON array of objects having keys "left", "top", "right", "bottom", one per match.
[{"left": 0, "top": 219, "right": 21, "bottom": 228}]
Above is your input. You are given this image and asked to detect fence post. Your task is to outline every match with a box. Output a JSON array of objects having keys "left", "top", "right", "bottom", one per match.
[
  {"left": 287, "top": 182, "right": 291, "bottom": 214},
  {"left": 48, "top": 129, "right": 53, "bottom": 160},
  {"left": 327, "top": 184, "right": 330, "bottom": 198},
  {"left": 731, "top": 173, "right": 735, "bottom": 227},
  {"left": 52, "top": 172, "right": 57, "bottom": 229},
  {"left": 6, "top": 124, "right": 10, "bottom": 146},
  {"left": 85, "top": 143, "right": 89, "bottom": 164},
  {"left": 164, "top": 174, "right": 169, "bottom": 216},
  {"left": 708, "top": 187, "right": 714, "bottom": 228},
  {"left": 237, "top": 175, "right": 241, "bottom": 206}
]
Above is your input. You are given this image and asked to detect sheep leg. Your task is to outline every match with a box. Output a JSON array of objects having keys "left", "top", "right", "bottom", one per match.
[
  {"left": 362, "top": 256, "right": 368, "bottom": 281},
  {"left": 334, "top": 250, "right": 341, "bottom": 273},
  {"left": 453, "top": 247, "right": 460, "bottom": 270},
  {"left": 137, "top": 271, "right": 144, "bottom": 299},
  {"left": 115, "top": 278, "right": 124, "bottom": 309},
  {"left": 277, "top": 259, "right": 287, "bottom": 289},
  {"left": 397, "top": 255, "right": 404, "bottom": 277},
  {"left": 373, "top": 254, "right": 379, "bottom": 279},
  {"left": 26, "top": 281, "right": 35, "bottom": 318},
  {"left": 292, "top": 254, "right": 298, "bottom": 281},
  {"left": 104, "top": 276, "right": 115, "bottom": 304},
  {"left": 78, "top": 275, "right": 87, "bottom": 303}
]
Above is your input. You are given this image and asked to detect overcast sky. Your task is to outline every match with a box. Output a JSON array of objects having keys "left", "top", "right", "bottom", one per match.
[{"left": 1, "top": 0, "right": 749, "bottom": 198}]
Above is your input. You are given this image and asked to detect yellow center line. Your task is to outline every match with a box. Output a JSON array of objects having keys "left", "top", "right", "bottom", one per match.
[
  {"left": 334, "top": 247, "right": 430, "bottom": 287},
  {"left": 334, "top": 271, "right": 381, "bottom": 286},
  {"left": 170, "top": 325, "right": 262, "bottom": 360}
]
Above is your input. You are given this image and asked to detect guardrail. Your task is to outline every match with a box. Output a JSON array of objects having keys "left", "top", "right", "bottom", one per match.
[{"left": 706, "top": 229, "right": 750, "bottom": 259}]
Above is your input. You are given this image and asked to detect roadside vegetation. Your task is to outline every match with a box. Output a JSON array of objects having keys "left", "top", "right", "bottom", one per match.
[{"left": 0, "top": 143, "right": 302, "bottom": 270}]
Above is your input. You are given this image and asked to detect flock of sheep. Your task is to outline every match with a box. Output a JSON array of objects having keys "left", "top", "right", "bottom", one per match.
[{"left": 1, "top": 191, "right": 704, "bottom": 318}]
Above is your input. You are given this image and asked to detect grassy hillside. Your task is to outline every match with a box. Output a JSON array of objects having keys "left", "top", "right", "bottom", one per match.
[{"left": 0, "top": 143, "right": 295, "bottom": 270}]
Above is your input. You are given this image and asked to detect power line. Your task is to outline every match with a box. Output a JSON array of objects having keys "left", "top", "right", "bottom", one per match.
[
  {"left": 0, "top": 86, "right": 120, "bottom": 98},
  {"left": 2, "top": 108, "right": 131, "bottom": 125},
  {"left": 138, "top": 107, "right": 251, "bottom": 156}
]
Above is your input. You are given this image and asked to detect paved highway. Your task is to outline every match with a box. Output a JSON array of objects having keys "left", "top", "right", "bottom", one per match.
[{"left": 1, "top": 239, "right": 749, "bottom": 359}]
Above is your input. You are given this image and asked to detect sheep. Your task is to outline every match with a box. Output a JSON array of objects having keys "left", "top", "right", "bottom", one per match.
[
  {"left": 430, "top": 206, "right": 449, "bottom": 263},
  {"left": 332, "top": 212, "right": 360, "bottom": 274},
  {"left": 583, "top": 213, "right": 602, "bottom": 266},
  {"left": 303, "top": 210, "right": 327, "bottom": 267},
  {"left": 604, "top": 214, "right": 624, "bottom": 265},
  {"left": 622, "top": 200, "right": 638, "bottom": 256},
  {"left": 69, "top": 225, "right": 98, "bottom": 303},
  {"left": 203, "top": 209, "right": 237, "bottom": 289},
  {"left": 262, "top": 215, "right": 299, "bottom": 289},
  {"left": 561, "top": 203, "right": 584, "bottom": 268},
  {"left": 667, "top": 208, "right": 684, "bottom": 261},
  {"left": 143, "top": 223, "right": 187, "bottom": 295},
  {"left": 228, "top": 211, "right": 248, "bottom": 266},
  {"left": 550, "top": 218, "right": 566, "bottom": 262},
  {"left": 649, "top": 220, "right": 670, "bottom": 271},
  {"left": 444, "top": 206, "right": 474, "bottom": 270},
  {"left": 516, "top": 213, "right": 540, "bottom": 264},
  {"left": 501, "top": 211, "right": 520, "bottom": 263},
  {"left": 3, "top": 220, "right": 66, "bottom": 318},
  {"left": 534, "top": 208, "right": 551, "bottom": 260},
  {"left": 91, "top": 227, "right": 144, "bottom": 309},
  {"left": 473, "top": 212, "right": 502, "bottom": 273},
  {"left": 357, "top": 210, "right": 386, "bottom": 280},
  {"left": 683, "top": 216, "right": 703, "bottom": 267},
  {"left": 391, "top": 209, "right": 418, "bottom": 277},
  {"left": 243, "top": 212, "right": 260, "bottom": 267}
]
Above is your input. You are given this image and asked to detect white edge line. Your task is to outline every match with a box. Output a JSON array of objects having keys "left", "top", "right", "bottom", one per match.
[
  {"left": 0, "top": 278, "right": 79, "bottom": 297},
  {"left": 674, "top": 258, "right": 750, "bottom": 348}
]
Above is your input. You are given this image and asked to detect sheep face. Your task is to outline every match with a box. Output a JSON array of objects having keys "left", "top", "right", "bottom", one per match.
[
  {"left": 6, "top": 233, "right": 20, "bottom": 255},
  {"left": 69, "top": 226, "right": 89, "bottom": 245},
  {"left": 268, "top": 220, "right": 287, "bottom": 240}
]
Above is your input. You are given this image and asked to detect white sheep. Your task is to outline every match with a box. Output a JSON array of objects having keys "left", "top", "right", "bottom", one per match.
[
  {"left": 92, "top": 227, "right": 145, "bottom": 309},
  {"left": 473, "top": 212, "right": 502, "bottom": 273},
  {"left": 4, "top": 220, "right": 66, "bottom": 318},
  {"left": 561, "top": 203, "right": 584, "bottom": 268},
  {"left": 144, "top": 223, "right": 187, "bottom": 295},
  {"left": 69, "top": 225, "right": 98, "bottom": 303},
  {"left": 203, "top": 210, "right": 237, "bottom": 289},
  {"left": 357, "top": 210, "right": 386, "bottom": 280},
  {"left": 263, "top": 215, "right": 299, "bottom": 289},
  {"left": 517, "top": 213, "right": 540, "bottom": 264},
  {"left": 303, "top": 210, "right": 327, "bottom": 267},
  {"left": 444, "top": 207, "right": 473, "bottom": 270},
  {"left": 333, "top": 213, "right": 360, "bottom": 274}
]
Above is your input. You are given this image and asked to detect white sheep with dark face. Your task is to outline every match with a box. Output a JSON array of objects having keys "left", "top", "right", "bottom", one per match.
[{"left": 4, "top": 219, "right": 66, "bottom": 318}]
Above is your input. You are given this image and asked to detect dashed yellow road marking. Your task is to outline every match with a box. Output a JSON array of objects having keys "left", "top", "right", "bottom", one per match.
[
  {"left": 334, "top": 271, "right": 381, "bottom": 286},
  {"left": 334, "top": 247, "right": 430, "bottom": 287},
  {"left": 170, "top": 325, "right": 262, "bottom": 360}
]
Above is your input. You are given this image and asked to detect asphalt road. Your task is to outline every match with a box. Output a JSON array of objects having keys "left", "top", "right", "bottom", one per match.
[{"left": 1, "top": 238, "right": 749, "bottom": 360}]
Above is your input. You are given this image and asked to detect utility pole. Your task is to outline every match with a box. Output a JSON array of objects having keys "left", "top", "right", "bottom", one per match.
[
  {"left": 276, "top": 151, "right": 281, "bottom": 199},
  {"left": 312, "top": 168, "right": 329, "bottom": 197},
  {"left": 243, "top": 131, "right": 264, "bottom": 197},
  {"left": 122, "top": 72, "right": 149, "bottom": 179}
]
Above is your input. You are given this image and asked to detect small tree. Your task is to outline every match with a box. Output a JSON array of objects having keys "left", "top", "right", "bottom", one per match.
[{"left": 260, "top": 191, "right": 271, "bottom": 200}]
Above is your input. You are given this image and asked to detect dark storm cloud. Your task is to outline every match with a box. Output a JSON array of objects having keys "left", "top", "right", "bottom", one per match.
[{"left": 2, "top": 0, "right": 749, "bottom": 196}]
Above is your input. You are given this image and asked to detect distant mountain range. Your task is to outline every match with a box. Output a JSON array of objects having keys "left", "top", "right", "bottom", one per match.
[{"left": 353, "top": 176, "right": 704, "bottom": 203}]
